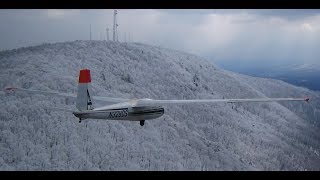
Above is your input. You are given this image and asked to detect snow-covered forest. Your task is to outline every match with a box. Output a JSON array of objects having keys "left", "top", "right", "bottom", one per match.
[{"left": 0, "top": 40, "right": 319, "bottom": 170}]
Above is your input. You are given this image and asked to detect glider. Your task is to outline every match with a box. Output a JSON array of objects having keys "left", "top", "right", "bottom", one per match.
[{"left": 4, "top": 69, "right": 309, "bottom": 126}]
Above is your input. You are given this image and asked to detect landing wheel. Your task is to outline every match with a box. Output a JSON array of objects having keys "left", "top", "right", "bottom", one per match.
[
  {"left": 79, "top": 118, "right": 82, "bottom": 123},
  {"left": 140, "top": 120, "right": 145, "bottom": 126}
]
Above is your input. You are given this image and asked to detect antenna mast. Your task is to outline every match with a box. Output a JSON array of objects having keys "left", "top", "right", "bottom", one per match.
[
  {"left": 90, "top": 24, "right": 92, "bottom": 41},
  {"left": 106, "top": 27, "right": 109, "bottom": 41},
  {"left": 113, "top": 10, "right": 118, "bottom": 41},
  {"left": 128, "top": 32, "right": 131, "bottom": 42}
]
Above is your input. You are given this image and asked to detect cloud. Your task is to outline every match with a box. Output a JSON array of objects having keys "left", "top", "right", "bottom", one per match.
[
  {"left": 0, "top": 9, "right": 320, "bottom": 65},
  {"left": 301, "top": 23, "right": 314, "bottom": 32},
  {"left": 47, "top": 9, "right": 80, "bottom": 19},
  {"left": 232, "top": 9, "right": 320, "bottom": 20}
]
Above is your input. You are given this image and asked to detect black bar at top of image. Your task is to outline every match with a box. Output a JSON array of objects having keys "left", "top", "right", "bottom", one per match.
[{"left": 0, "top": 0, "right": 319, "bottom": 9}]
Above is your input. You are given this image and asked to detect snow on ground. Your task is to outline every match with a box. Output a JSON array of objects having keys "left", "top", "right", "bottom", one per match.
[{"left": 0, "top": 40, "right": 319, "bottom": 170}]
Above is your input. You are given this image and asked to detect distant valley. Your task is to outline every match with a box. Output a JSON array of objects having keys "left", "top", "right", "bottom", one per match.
[{"left": 216, "top": 61, "right": 320, "bottom": 91}]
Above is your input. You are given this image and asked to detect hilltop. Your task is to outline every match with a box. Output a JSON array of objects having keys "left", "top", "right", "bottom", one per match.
[{"left": 0, "top": 40, "right": 319, "bottom": 170}]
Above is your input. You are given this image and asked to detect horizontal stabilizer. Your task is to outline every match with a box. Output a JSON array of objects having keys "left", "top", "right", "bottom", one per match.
[
  {"left": 3, "top": 86, "right": 129, "bottom": 103},
  {"left": 49, "top": 107, "right": 76, "bottom": 112}
]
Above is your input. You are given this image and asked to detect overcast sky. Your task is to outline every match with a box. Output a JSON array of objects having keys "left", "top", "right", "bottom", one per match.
[{"left": 0, "top": 9, "right": 319, "bottom": 65}]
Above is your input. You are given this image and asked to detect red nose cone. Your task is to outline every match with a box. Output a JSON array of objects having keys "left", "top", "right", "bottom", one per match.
[{"left": 79, "top": 69, "right": 91, "bottom": 83}]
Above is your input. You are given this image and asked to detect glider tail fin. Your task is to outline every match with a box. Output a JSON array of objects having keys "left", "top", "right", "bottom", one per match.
[{"left": 76, "top": 69, "right": 94, "bottom": 111}]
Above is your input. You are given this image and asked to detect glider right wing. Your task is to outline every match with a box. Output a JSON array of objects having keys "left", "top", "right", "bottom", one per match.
[{"left": 134, "top": 97, "right": 309, "bottom": 107}]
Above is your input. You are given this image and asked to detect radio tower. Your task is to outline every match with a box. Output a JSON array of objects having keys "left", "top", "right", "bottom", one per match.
[
  {"left": 106, "top": 27, "right": 109, "bottom": 41},
  {"left": 113, "top": 10, "right": 118, "bottom": 41},
  {"left": 89, "top": 24, "right": 92, "bottom": 41}
]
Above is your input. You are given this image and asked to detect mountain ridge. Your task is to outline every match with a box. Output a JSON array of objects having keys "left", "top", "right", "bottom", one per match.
[{"left": 0, "top": 40, "right": 319, "bottom": 170}]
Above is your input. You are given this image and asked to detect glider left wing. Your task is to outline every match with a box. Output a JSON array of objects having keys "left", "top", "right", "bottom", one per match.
[{"left": 4, "top": 87, "right": 130, "bottom": 103}]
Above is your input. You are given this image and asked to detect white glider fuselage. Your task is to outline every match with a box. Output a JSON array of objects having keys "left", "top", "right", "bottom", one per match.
[{"left": 73, "top": 106, "right": 164, "bottom": 121}]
